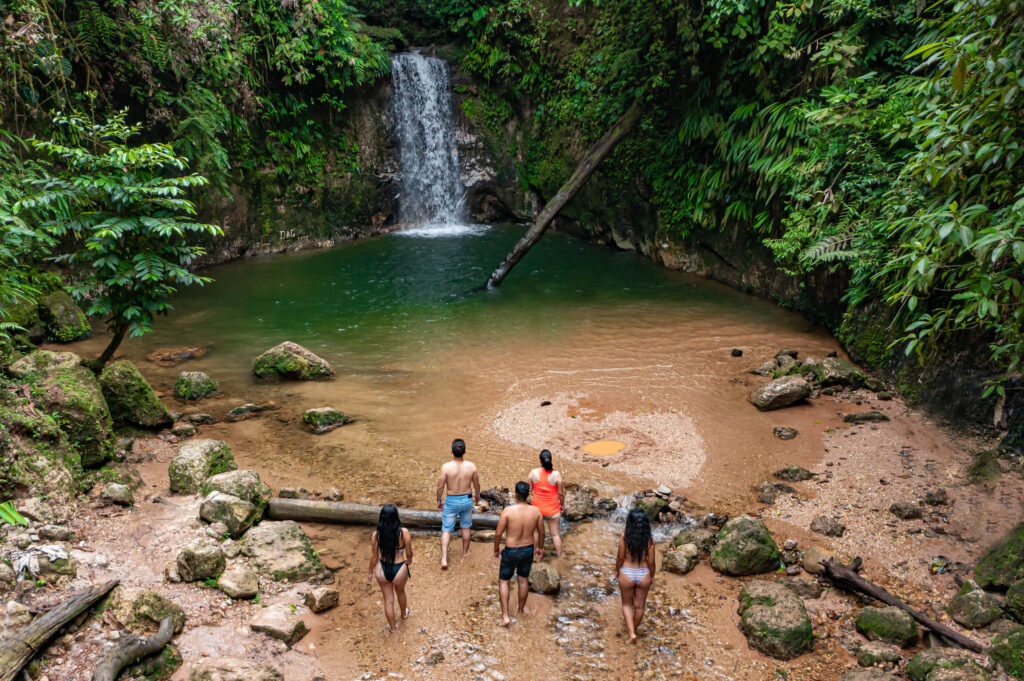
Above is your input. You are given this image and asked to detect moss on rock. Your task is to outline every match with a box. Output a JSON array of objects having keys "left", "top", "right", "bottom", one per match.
[
  {"left": 39, "top": 290, "right": 90, "bottom": 343},
  {"left": 975, "top": 523, "right": 1024, "bottom": 590},
  {"left": 168, "top": 439, "right": 236, "bottom": 494},
  {"left": 1007, "top": 580, "right": 1024, "bottom": 623},
  {"left": 302, "top": 407, "right": 349, "bottom": 433},
  {"left": 253, "top": 341, "right": 334, "bottom": 380},
  {"left": 855, "top": 605, "right": 918, "bottom": 647},
  {"left": 124, "top": 644, "right": 182, "bottom": 681},
  {"left": 40, "top": 365, "right": 114, "bottom": 469},
  {"left": 711, "top": 515, "right": 781, "bottom": 576},
  {"left": 172, "top": 371, "right": 218, "bottom": 401},
  {"left": 737, "top": 581, "right": 813, "bottom": 660},
  {"left": 99, "top": 360, "right": 172, "bottom": 428},
  {"left": 988, "top": 625, "right": 1024, "bottom": 679}
]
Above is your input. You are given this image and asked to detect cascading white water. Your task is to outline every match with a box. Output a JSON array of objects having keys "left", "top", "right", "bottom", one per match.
[{"left": 390, "top": 52, "right": 474, "bottom": 234}]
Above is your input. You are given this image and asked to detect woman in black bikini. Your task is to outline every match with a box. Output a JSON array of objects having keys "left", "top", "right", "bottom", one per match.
[{"left": 368, "top": 504, "right": 413, "bottom": 632}]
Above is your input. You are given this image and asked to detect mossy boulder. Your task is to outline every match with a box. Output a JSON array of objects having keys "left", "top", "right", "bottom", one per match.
[
  {"left": 926, "top": 661, "right": 992, "bottom": 681},
  {"left": 201, "top": 469, "right": 271, "bottom": 511},
  {"left": 168, "top": 439, "right": 236, "bottom": 494},
  {"left": 947, "top": 580, "right": 1003, "bottom": 629},
  {"left": 975, "top": 523, "right": 1024, "bottom": 590},
  {"left": 172, "top": 371, "right": 217, "bottom": 401},
  {"left": 99, "top": 360, "right": 172, "bottom": 428},
  {"left": 175, "top": 537, "right": 225, "bottom": 582},
  {"left": 988, "top": 625, "right": 1024, "bottom": 679},
  {"left": 39, "top": 364, "right": 114, "bottom": 468},
  {"left": 748, "top": 375, "right": 812, "bottom": 410},
  {"left": 302, "top": 407, "right": 349, "bottom": 434},
  {"left": 241, "top": 520, "right": 330, "bottom": 583},
  {"left": 737, "top": 581, "right": 813, "bottom": 660},
  {"left": 7, "top": 349, "right": 81, "bottom": 378},
  {"left": 123, "top": 644, "right": 182, "bottom": 681},
  {"left": 907, "top": 649, "right": 972, "bottom": 681},
  {"left": 814, "top": 357, "right": 865, "bottom": 388},
  {"left": 711, "top": 516, "right": 781, "bottom": 576},
  {"left": 200, "top": 492, "right": 258, "bottom": 538},
  {"left": 671, "top": 527, "right": 717, "bottom": 556},
  {"left": 855, "top": 605, "right": 918, "bottom": 647},
  {"left": 39, "top": 290, "right": 90, "bottom": 343},
  {"left": 253, "top": 341, "right": 334, "bottom": 380},
  {"left": 106, "top": 585, "right": 186, "bottom": 634},
  {"left": 634, "top": 495, "right": 668, "bottom": 521},
  {"left": 1007, "top": 580, "right": 1024, "bottom": 623}
]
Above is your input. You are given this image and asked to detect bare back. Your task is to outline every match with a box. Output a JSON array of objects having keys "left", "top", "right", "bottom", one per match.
[
  {"left": 440, "top": 459, "right": 478, "bottom": 496},
  {"left": 500, "top": 503, "right": 543, "bottom": 549}
]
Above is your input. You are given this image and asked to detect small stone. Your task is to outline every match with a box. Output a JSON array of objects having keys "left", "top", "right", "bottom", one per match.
[
  {"left": 171, "top": 423, "right": 197, "bottom": 438},
  {"left": 471, "top": 530, "right": 496, "bottom": 543},
  {"left": 758, "top": 481, "right": 795, "bottom": 504},
  {"left": 877, "top": 391, "right": 893, "bottom": 401},
  {"left": 217, "top": 566, "right": 259, "bottom": 599},
  {"left": 774, "top": 465, "right": 813, "bottom": 482},
  {"left": 773, "top": 426, "right": 799, "bottom": 440},
  {"left": 250, "top": 603, "right": 309, "bottom": 646},
  {"left": 843, "top": 411, "right": 890, "bottom": 424},
  {"left": 425, "top": 651, "right": 444, "bottom": 665},
  {"left": 890, "top": 501, "right": 923, "bottom": 520},
  {"left": 923, "top": 488, "right": 949, "bottom": 506},
  {"left": 655, "top": 485, "right": 673, "bottom": 497},
  {"left": 100, "top": 483, "right": 134, "bottom": 506},
  {"left": 780, "top": 577, "right": 824, "bottom": 599},
  {"left": 802, "top": 546, "right": 834, "bottom": 575},
  {"left": 731, "top": 348, "right": 743, "bottom": 357},
  {"left": 200, "top": 492, "right": 258, "bottom": 538},
  {"left": 810, "top": 515, "right": 845, "bottom": 537},
  {"left": 857, "top": 641, "right": 902, "bottom": 667},
  {"left": 662, "top": 544, "right": 698, "bottom": 575},
  {"left": 783, "top": 539, "right": 798, "bottom": 551},
  {"left": 175, "top": 537, "right": 225, "bottom": 582},
  {"left": 182, "top": 413, "right": 217, "bottom": 425},
  {"left": 304, "top": 587, "right": 339, "bottom": 613},
  {"left": 327, "top": 488, "right": 343, "bottom": 501},
  {"left": 528, "top": 564, "right": 561, "bottom": 594},
  {"left": 225, "top": 404, "right": 266, "bottom": 422},
  {"left": 190, "top": 657, "right": 283, "bottom": 681}
]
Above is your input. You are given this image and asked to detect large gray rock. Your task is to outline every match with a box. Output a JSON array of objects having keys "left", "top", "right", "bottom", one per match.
[
  {"left": 217, "top": 565, "right": 259, "bottom": 600},
  {"left": 947, "top": 580, "right": 1003, "bottom": 629},
  {"left": 857, "top": 641, "right": 901, "bottom": 667},
  {"left": 671, "top": 528, "right": 717, "bottom": 556},
  {"left": 250, "top": 603, "right": 309, "bottom": 646},
  {"left": 175, "top": 537, "right": 225, "bottom": 582},
  {"left": 737, "top": 581, "right": 813, "bottom": 660},
  {"left": 856, "top": 605, "right": 918, "bottom": 647},
  {"left": 8, "top": 349, "right": 80, "bottom": 378},
  {"left": 99, "top": 360, "right": 172, "bottom": 428},
  {"left": 810, "top": 515, "right": 845, "bottom": 537},
  {"left": 562, "top": 488, "right": 597, "bottom": 520},
  {"left": 305, "top": 586, "right": 339, "bottom": 613},
  {"left": 241, "top": 521, "right": 330, "bottom": 583},
  {"left": 663, "top": 543, "right": 699, "bottom": 575},
  {"left": 200, "top": 492, "right": 258, "bottom": 538},
  {"left": 100, "top": 482, "right": 134, "bottom": 506},
  {"left": 815, "top": 357, "right": 865, "bottom": 388},
  {"left": 802, "top": 546, "right": 834, "bottom": 575},
  {"left": 528, "top": 563, "right": 561, "bottom": 594},
  {"left": 202, "top": 469, "right": 271, "bottom": 511},
  {"left": 253, "top": 341, "right": 334, "bottom": 380},
  {"left": 907, "top": 649, "right": 972, "bottom": 681},
  {"left": 711, "top": 516, "right": 781, "bottom": 576},
  {"left": 748, "top": 376, "right": 812, "bottom": 411},
  {"left": 190, "top": 658, "right": 283, "bottom": 681},
  {"left": 35, "top": 362, "right": 113, "bottom": 468},
  {"left": 168, "top": 439, "right": 236, "bottom": 494},
  {"left": 172, "top": 371, "right": 217, "bottom": 400},
  {"left": 106, "top": 586, "right": 186, "bottom": 634}
]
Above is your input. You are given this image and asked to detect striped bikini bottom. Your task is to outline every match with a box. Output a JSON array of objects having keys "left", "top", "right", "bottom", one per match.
[{"left": 620, "top": 566, "right": 650, "bottom": 584}]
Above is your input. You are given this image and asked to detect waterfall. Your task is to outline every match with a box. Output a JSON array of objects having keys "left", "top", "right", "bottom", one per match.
[{"left": 390, "top": 52, "right": 467, "bottom": 230}]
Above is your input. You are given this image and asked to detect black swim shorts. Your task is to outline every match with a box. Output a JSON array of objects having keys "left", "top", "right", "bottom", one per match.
[{"left": 499, "top": 545, "right": 534, "bottom": 580}]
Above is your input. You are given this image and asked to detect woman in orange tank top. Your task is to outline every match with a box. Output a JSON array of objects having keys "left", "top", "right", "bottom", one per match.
[{"left": 529, "top": 449, "right": 565, "bottom": 558}]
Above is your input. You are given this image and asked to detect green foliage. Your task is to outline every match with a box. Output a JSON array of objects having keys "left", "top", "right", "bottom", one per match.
[
  {"left": 14, "top": 108, "right": 223, "bottom": 361},
  {"left": 0, "top": 500, "right": 28, "bottom": 526}
]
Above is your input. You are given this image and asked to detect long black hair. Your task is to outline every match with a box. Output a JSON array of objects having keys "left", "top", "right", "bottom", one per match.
[
  {"left": 539, "top": 449, "right": 553, "bottom": 472},
  {"left": 624, "top": 508, "right": 652, "bottom": 562},
  {"left": 376, "top": 504, "right": 402, "bottom": 563}
]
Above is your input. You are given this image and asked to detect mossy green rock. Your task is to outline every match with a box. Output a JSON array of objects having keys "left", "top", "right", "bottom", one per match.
[
  {"left": 1007, "top": 580, "right": 1024, "bottom": 623},
  {"left": 907, "top": 649, "right": 972, "bottom": 681},
  {"left": 175, "top": 537, "right": 225, "bottom": 582},
  {"left": 168, "top": 439, "right": 236, "bottom": 494},
  {"left": 40, "top": 364, "right": 114, "bottom": 468},
  {"left": 302, "top": 407, "right": 349, "bottom": 433},
  {"left": 737, "top": 581, "right": 813, "bottom": 660},
  {"left": 99, "top": 360, "right": 172, "bottom": 428},
  {"left": 106, "top": 585, "right": 186, "bottom": 634},
  {"left": 124, "top": 644, "right": 182, "bottom": 681},
  {"left": 975, "top": 523, "right": 1024, "bottom": 590},
  {"left": 671, "top": 527, "right": 717, "bottom": 556},
  {"left": 200, "top": 491, "right": 258, "bottom": 538},
  {"left": 634, "top": 495, "right": 668, "bottom": 521},
  {"left": 855, "top": 605, "right": 918, "bottom": 647},
  {"left": 926, "top": 662, "right": 992, "bottom": 681},
  {"left": 241, "top": 520, "right": 330, "bottom": 583},
  {"left": 947, "top": 580, "right": 1003, "bottom": 629},
  {"left": 7, "top": 349, "right": 81, "bottom": 378},
  {"left": 201, "top": 469, "right": 271, "bottom": 510},
  {"left": 814, "top": 356, "right": 865, "bottom": 388},
  {"left": 988, "top": 625, "right": 1024, "bottom": 679},
  {"left": 173, "top": 371, "right": 218, "bottom": 400},
  {"left": 856, "top": 641, "right": 901, "bottom": 666},
  {"left": 253, "top": 341, "right": 334, "bottom": 380},
  {"left": 711, "top": 515, "right": 781, "bottom": 576},
  {"left": 39, "top": 290, "right": 90, "bottom": 343}
]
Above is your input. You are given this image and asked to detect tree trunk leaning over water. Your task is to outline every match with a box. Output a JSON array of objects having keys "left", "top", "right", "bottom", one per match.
[
  {"left": 0, "top": 580, "right": 119, "bottom": 681},
  {"left": 92, "top": 615, "right": 175, "bottom": 681},
  {"left": 819, "top": 558, "right": 985, "bottom": 653},
  {"left": 485, "top": 99, "right": 644, "bottom": 289},
  {"left": 267, "top": 498, "right": 500, "bottom": 529}
]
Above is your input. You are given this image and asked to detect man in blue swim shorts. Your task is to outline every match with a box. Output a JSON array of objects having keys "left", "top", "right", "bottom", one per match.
[{"left": 436, "top": 438, "right": 481, "bottom": 569}]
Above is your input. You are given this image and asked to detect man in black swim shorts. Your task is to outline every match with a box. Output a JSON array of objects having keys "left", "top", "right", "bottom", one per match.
[{"left": 493, "top": 481, "right": 545, "bottom": 626}]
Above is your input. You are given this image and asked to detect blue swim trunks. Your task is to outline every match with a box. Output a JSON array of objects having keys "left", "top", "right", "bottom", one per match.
[{"left": 441, "top": 494, "right": 474, "bottom": 532}]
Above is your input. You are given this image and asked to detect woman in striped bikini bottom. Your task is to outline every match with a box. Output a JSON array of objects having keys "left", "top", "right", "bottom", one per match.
[{"left": 615, "top": 508, "right": 656, "bottom": 643}]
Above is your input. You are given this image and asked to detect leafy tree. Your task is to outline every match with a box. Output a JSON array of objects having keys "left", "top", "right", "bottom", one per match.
[{"left": 15, "top": 108, "right": 223, "bottom": 368}]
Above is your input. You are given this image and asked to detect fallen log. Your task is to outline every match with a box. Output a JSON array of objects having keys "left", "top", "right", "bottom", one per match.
[
  {"left": 266, "top": 498, "right": 500, "bottom": 529},
  {"left": 820, "top": 558, "right": 985, "bottom": 654},
  {"left": 92, "top": 615, "right": 175, "bottom": 681},
  {"left": 0, "top": 579, "right": 119, "bottom": 681},
  {"left": 484, "top": 99, "right": 644, "bottom": 289}
]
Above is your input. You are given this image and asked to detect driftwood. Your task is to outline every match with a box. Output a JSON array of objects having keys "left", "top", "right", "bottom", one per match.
[
  {"left": 485, "top": 99, "right": 644, "bottom": 289},
  {"left": 820, "top": 558, "right": 986, "bottom": 654},
  {"left": 0, "top": 579, "right": 119, "bottom": 681},
  {"left": 92, "top": 615, "right": 175, "bottom": 681},
  {"left": 267, "top": 498, "right": 500, "bottom": 529}
]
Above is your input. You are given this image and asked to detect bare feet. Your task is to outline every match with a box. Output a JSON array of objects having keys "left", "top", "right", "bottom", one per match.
[
  {"left": 440, "top": 560, "right": 448, "bottom": 570},
  {"left": 403, "top": 608, "right": 411, "bottom": 620},
  {"left": 500, "top": 617, "right": 511, "bottom": 627},
  {"left": 462, "top": 551, "right": 470, "bottom": 558},
  {"left": 629, "top": 634, "right": 637, "bottom": 644}
]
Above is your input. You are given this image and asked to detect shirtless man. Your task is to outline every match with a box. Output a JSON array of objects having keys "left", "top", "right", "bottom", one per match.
[
  {"left": 436, "top": 438, "right": 480, "bottom": 569},
  {"left": 493, "top": 481, "right": 545, "bottom": 626}
]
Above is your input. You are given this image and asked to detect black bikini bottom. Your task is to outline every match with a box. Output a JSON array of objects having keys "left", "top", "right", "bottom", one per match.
[{"left": 381, "top": 560, "right": 407, "bottom": 582}]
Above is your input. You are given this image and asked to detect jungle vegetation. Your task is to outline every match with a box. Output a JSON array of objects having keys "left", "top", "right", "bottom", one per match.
[{"left": 0, "top": 0, "right": 1022, "bottom": 389}]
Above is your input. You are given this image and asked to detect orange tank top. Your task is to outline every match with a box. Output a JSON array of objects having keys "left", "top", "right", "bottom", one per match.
[{"left": 531, "top": 469, "right": 561, "bottom": 517}]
